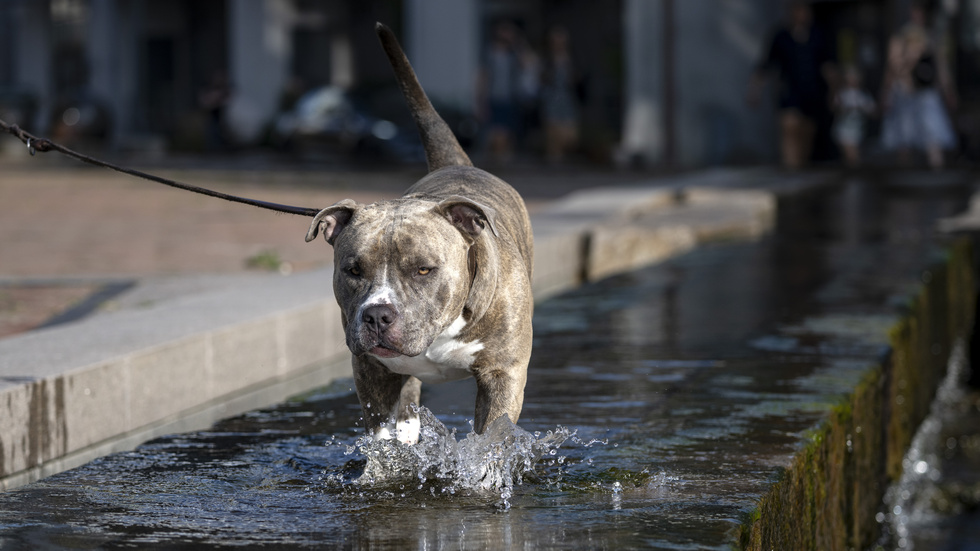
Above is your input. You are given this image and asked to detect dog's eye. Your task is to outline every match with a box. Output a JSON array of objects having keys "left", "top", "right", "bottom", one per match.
[
  {"left": 417, "top": 267, "right": 432, "bottom": 276},
  {"left": 349, "top": 266, "right": 361, "bottom": 277}
]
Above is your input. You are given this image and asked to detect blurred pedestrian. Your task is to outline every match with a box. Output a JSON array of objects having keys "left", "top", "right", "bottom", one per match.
[
  {"left": 748, "top": 1, "right": 836, "bottom": 169},
  {"left": 279, "top": 75, "right": 307, "bottom": 113},
  {"left": 199, "top": 70, "right": 233, "bottom": 151},
  {"left": 541, "top": 26, "right": 579, "bottom": 164},
  {"left": 832, "top": 65, "right": 876, "bottom": 167},
  {"left": 516, "top": 34, "right": 542, "bottom": 154},
  {"left": 879, "top": 1, "right": 957, "bottom": 170},
  {"left": 478, "top": 21, "right": 521, "bottom": 164}
]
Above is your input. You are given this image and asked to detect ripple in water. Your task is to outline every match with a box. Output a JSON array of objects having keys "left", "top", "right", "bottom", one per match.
[{"left": 322, "top": 406, "right": 573, "bottom": 507}]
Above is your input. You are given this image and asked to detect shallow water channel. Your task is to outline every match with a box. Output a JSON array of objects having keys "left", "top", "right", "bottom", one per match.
[{"left": 0, "top": 176, "right": 972, "bottom": 549}]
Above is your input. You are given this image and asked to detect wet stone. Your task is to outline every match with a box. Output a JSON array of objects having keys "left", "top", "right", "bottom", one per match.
[{"left": 0, "top": 177, "right": 973, "bottom": 549}]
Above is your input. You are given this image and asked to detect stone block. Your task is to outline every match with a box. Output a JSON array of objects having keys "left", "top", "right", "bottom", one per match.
[
  {"left": 546, "top": 187, "right": 677, "bottom": 219},
  {"left": 587, "top": 223, "right": 697, "bottom": 282},
  {"left": 321, "top": 300, "right": 348, "bottom": 359},
  {"left": 209, "top": 317, "right": 280, "bottom": 399},
  {"left": 531, "top": 229, "right": 588, "bottom": 301},
  {"left": 279, "top": 301, "right": 333, "bottom": 374},
  {"left": 0, "top": 382, "right": 52, "bottom": 478},
  {"left": 63, "top": 362, "right": 128, "bottom": 453},
  {"left": 126, "top": 336, "right": 210, "bottom": 429}
]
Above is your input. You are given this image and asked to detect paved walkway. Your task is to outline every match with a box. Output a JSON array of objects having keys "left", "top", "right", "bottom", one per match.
[
  {"left": 0, "top": 166, "right": 393, "bottom": 337},
  {"left": 0, "top": 166, "right": 402, "bottom": 277},
  {"left": 0, "top": 161, "right": 659, "bottom": 337}
]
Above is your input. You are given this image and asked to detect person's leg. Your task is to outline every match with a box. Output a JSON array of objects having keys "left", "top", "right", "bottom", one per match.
[
  {"left": 926, "top": 143, "right": 944, "bottom": 170},
  {"left": 798, "top": 114, "right": 816, "bottom": 167},
  {"left": 839, "top": 139, "right": 861, "bottom": 167},
  {"left": 780, "top": 110, "right": 810, "bottom": 169},
  {"left": 546, "top": 122, "right": 577, "bottom": 163},
  {"left": 488, "top": 102, "right": 514, "bottom": 163},
  {"left": 544, "top": 122, "right": 559, "bottom": 162}
]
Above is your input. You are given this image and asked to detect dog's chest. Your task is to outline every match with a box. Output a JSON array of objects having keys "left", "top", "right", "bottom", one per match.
[{"left": 377, "top": 316, "right": 483, "bottom": 384}]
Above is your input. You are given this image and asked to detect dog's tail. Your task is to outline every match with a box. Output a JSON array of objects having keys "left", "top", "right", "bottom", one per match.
[{"left": 375, "top": 22, "right": 472, "bottom": 171}]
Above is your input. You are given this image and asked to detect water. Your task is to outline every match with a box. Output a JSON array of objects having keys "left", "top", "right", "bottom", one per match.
[
  {"left": 875, "top": 341, "right": 980, "bottom": 551},
  {"left": 0, "top": 176, "right": 972, "bottom": 549}
]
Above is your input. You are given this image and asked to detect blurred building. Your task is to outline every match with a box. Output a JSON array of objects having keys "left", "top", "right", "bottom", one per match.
[{"left": 0, "top": 0, "right": 976, "bottom": 165}]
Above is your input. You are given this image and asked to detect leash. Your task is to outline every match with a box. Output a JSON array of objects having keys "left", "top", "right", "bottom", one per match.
[{"left": 0, "top": 118, "right": 321, "bottom": 217}]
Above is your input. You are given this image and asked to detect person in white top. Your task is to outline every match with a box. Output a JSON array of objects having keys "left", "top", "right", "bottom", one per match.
[{"left": 833, "top": 65, "right": 876, "bottom": 167}]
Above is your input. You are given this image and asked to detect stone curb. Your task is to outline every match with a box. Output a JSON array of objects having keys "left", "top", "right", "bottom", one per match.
[
  {"left": 0, "top": 169, "right": 822, "bottom": 490},
  {"left": 736, "top": 238, "right": 976, "bottom": 550}
]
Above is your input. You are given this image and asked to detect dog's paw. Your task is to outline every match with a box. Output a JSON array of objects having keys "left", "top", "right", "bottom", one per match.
[
  {"left": 373, "top": 418, "right": 420, "bottom": 445},
  {"left": 395, "top": 417, "right": 420, "bottom": 445}
]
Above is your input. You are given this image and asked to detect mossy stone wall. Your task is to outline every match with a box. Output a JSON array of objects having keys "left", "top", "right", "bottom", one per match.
[{"left": 738, "top": 238, "right": 976, "bottom": 550}]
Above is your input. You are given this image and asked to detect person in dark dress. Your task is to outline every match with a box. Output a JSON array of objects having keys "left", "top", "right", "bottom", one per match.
[
  {"left": 748, "top": 2, "right": 836, "bottom": 169},
  {"left": 478, "top": 21, "right": 521, "bottom": 164},
  {"left": 199, "top": 70, "right": 233, "bottom": 151}
]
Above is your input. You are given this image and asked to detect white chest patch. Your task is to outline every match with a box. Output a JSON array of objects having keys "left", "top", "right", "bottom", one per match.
[{"left": 377, "top": 316, "right": 483, "bottom": 384}]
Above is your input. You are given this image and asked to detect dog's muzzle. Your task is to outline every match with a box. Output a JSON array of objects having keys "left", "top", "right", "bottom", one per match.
[{"left": 359, "top": 304, "right": 403, "bottom": 358}]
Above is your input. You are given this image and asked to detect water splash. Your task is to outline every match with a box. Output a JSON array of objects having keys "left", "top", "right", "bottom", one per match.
[
  {"left": 875, "top": 340, "right": 969, "bottom": 550},
  {"left": 327, "top": 407, "right": 572, "bottom": 505}
]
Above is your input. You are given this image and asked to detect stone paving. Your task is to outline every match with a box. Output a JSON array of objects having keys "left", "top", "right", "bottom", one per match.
[{"left": 0, "top": 166, "right": 398, "bottom": 278}]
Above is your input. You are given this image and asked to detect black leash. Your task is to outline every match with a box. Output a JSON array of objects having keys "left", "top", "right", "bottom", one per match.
[{"left": 0, "top": 118, "right": 321, "bottom": 217}]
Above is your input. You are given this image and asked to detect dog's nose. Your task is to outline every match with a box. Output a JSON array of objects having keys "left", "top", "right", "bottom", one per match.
[{"left": 362, "top": 304, "right": 397, "bottom": 333}]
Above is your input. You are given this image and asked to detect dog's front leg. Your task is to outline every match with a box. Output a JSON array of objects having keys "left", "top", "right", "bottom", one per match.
[
  {"left": 473, "top": 366, "right": 527, "bottom": 434},
  {"left": 352, "top": 356, "right": 422, "bottom": 444}
]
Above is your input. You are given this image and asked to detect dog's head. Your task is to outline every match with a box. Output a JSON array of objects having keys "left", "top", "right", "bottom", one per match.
[
  {"left": 306, "top": 192, "right": 498, "bottom": 358},
  {"left": 303, "top": 23, "right": 496, "bottom": 359}
]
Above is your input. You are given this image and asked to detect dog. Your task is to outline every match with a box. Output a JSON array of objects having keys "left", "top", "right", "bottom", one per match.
[{"left": 305, "top": 23, "right": 533, "bottom": 445}]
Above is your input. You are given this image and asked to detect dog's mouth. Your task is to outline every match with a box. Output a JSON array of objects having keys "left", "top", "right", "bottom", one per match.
[
  {"left": 353, "top": 323, "right": 434, "bottom": 359},
  {"left": 368, "top": 344, "right": 402, "bottom": 358}
]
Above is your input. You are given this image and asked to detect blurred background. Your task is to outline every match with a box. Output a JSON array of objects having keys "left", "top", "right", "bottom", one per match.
[{"left": 1, "top": 0, "right": 979, "bottom": 169}]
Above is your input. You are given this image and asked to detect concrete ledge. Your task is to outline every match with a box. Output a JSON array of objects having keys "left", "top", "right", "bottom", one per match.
[
  {"left": 0, "top": 169, "right": 817, "bottom": 490},
  {"left": 940, "top": 192, "right": 980, "bottom": 233},
  {"left": 532, "top": 183, "right": 777, "bottom": 295},
  {"left": 0, "top": 270, "right": 348, "bottom": 489}
]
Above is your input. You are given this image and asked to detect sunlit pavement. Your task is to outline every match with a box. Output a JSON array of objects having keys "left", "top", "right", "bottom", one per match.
[{"left": 0, "top": 160, "right": 663, "bottom": 337}]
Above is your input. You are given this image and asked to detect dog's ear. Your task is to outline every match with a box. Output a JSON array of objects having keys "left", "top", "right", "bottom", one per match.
[
  {"left": 436, "top": 196, "right": 500, "bottom": 240},
  {"left": 305, "top": 199, "right": 360, "bottom": 245}
]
